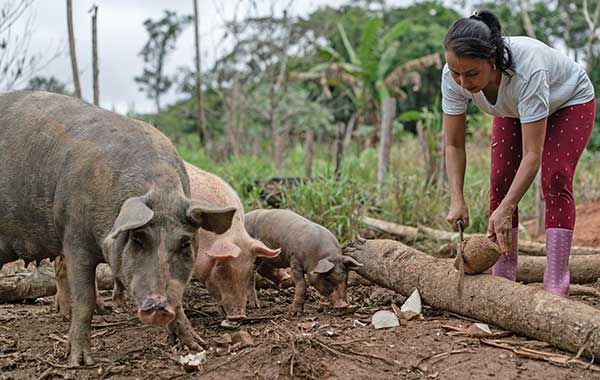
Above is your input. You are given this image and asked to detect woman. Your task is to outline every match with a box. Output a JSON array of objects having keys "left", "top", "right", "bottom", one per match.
[{"left": 442, "top": 10, "right": 595, "bottom": 297}]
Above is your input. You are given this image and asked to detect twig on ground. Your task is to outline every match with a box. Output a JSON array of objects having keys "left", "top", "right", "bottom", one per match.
[
  {"left": 35, "top": 368, "right": 60, "bottom": 380},
  {"left": 48, "top": 334, "right": 67, "bottom": 344},
  {"left": 481, "top": 339, "right": 600, "bottom": 372},
  {"left": 92, "top": 317, "right": 137, "bottom": 329}
]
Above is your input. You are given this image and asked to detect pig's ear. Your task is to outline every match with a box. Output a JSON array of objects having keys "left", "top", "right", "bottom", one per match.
[
  {"left": 187, "top": 202, "right": 236, "bottom": 234},
  {"left": 206, "top": 239, "right": 241, "bottom": 260},
  {"left": 342, "top": 256, "right": 363, "bottom": 271},
  {"left": 251, "top": 240, "right": 281, "bottom": 258},
  {"left": 106, "top": 197, "right": 154, "bottom": 240},
  {"left": 311, "top": 258, "right": 335, "bottom": 274}
]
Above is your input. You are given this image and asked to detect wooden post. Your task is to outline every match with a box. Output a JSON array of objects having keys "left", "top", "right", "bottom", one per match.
[
  {"left": 376, "top": 97, "right": 396, "bottom": 192},
  {"left": 89, "top": 4, "right": 99, "bottom": 105},
  {"left": 66, "top": 0, "right": 81, "bottom": 98}
]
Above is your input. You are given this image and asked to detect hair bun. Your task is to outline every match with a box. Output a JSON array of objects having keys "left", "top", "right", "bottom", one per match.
[{"left": 471, "top": 9, "right": 501, "bottom": 34}]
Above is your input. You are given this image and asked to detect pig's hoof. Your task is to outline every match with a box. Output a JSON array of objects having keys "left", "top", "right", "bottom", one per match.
[
  {"left": 112, "top": 292, "right": 126, "bottom": 307},
  {"left": 68, "top": 349, "right": 95, "bottom": 367},
  {"left": 247, "top": 299, "right": 261, "bottom": 309},
  {"left": 168, "top": 325, "right": 206, "bottom": 350},
  {"left": 55, "top": 299, "right": 71, "bottom": 320},
  {"left": 95, "top": 302, "right": 111, "bottom": 315},
  {"left": 288, "top": 305, "right": 304, "bottom": 317}
]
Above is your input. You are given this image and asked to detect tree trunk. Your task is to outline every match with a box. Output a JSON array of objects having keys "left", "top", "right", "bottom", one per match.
[
  {"left": 90, "top": 5, "right": 99, "bottom": 106},
  {"left": 416, "top": 120, "right": 433, "bottom": 183},
  {"left": 343, "top": 112, "right": 358, "bottom": 151},
  {"left": 515, "top": 255, "right": 600, "bottom": 284},
  {"left": 438, "top": 122, "right": 447, "bottom": 187},
  {"left": 376, "top": 97, "right": 396, "bottom": 192},
  {"left": 274, "top": 126, "right": 289, "bottom": 171},
  {"left": 344, "top": 238, "right": 600, "bottom": 360},
  {"left": 582, "top": 0, "right": 600, "bottom": 72},
  {"left": 334, "top": 122, "right": 345, "bottom": 178},
  {"left": 304, "top": 128, "right": 314, "bottom": 179},
  {"left": 223, "top": 74, "right": 240, "bottom": 158},
  {"left": 0, "top": 263, "right": 114, "bottom": 302},
  {"left": 361, "top": 216, "right": 600, "bottom": 256},
  {"left": 66, "top": 0, "right": 81, "bottom": 99},
  {"left": 193, "top": 0, "right": 208, "bottom": 148},
  {"left": 518, "top": 0, "right": 537, "bottom": 38}
]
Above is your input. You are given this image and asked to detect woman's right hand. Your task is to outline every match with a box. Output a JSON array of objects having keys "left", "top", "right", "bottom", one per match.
[{"left": 447, "top": 200, "right": 469, "bottom": 231}]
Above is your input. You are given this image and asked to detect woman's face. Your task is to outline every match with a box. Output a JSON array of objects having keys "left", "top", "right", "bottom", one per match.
[{"left": 445, "top": 50, "right": 496, "bottom": 93}]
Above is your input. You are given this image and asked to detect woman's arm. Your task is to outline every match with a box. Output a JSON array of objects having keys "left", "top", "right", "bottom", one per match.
[{"left": 444, "top": 112, "right": 469, "bottom": 230}]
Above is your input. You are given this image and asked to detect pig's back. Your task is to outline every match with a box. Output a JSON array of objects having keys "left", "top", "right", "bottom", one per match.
[
  {"left": 184, "top": 162, "right": 243, "bottom": 213},
  {"left": 0, "top": 91, "right": 187, "bottom": 259},
  {"left": 245, "top": 209, "right": 337, "bottom": 255},
  {"left": 184, "top": 162, "right": 248, "bottom": 255}
]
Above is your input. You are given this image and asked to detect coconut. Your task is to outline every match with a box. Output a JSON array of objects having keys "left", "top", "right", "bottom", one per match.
[{"left": 453, "top": 234, "right": 501, "bottom": 275}]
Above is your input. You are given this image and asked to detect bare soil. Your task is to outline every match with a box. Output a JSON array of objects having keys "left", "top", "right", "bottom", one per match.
[
  {"left": 1, "top": 203, "right": 600, "bottom": 380},
  {"left": 524, "top": 201, "right": 600, "bottom": 246}
]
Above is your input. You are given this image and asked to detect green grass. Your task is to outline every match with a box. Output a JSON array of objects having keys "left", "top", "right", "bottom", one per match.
[{"left": 173, "top": 130, "right": 600, "bottom": 245}]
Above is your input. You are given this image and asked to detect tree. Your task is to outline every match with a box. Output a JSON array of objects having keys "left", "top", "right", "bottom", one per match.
[
  {"left": 291, "top": 19, "right": 441, "bottom": 190},
  {"left": 581, "top": 0, "right": 600, "bottom": 72},
  {"left": 0, "top": 0, "right": 63, "bottom": 90},
  {"left": 135, "top": 10, "right": 192, "bottom": 113},
  {"left": 26, "top": 75, "right": 69, "bottom": 94},
  {"left": 66, "top": 0, "right": 81, "bottom": 98},
  {"left": 192, "top": 0, "right": 208, "bottom": 148}
]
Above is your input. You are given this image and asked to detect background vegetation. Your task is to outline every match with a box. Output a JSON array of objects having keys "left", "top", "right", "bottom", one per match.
[{"left": 5, "top": 0, "right": 600, "bottom": 245}]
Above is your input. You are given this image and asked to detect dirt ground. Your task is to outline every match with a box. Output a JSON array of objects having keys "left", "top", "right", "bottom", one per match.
[
  {"left": 524, "top": 201, "right": 600, "bottom": 246},
  {"left": 1, "top": 203, "right": 600, "bottom": 380}
]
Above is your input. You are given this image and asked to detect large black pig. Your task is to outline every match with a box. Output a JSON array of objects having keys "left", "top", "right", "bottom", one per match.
[{"left": 0, "top": 91, "right": 235, "bottom": 366}]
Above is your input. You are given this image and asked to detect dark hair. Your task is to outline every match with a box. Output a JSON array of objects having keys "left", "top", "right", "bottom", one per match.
[{"left": 443, "top": 9, "right": 514, "bottom": 77}]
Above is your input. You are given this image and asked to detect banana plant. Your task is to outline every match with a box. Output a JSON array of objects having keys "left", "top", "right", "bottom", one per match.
[
  {"left": 290, "top": 18, "right": 441, "bottom": 188},
  {"left": 290, "top": 18, "right": 441, "bottom": 128}
]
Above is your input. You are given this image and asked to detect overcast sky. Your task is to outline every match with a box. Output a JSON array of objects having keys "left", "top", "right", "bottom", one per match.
[{"left": 11, "top": 0, "right": 462, "bottom": 114}]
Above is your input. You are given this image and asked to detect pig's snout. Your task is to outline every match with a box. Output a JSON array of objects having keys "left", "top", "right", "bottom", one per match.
[
  {"left": 329, "top": 284, "right": 349, "bottom": 309},
  {"left": 138, "top": 295, "right": 175, "bottom": 327}
]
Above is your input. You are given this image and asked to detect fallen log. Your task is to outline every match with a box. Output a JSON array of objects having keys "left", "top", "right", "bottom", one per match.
[
  {"left": 0, "top": 263, "right": 114, "bottom": 302},
  {"left": 362, "top": 216, "right": 600, "bottom": 256},
  {"left": 344, "top": 238, "right": 600, "bottom": 359},
  {"left": 517, "top": 255, "right": 600, "bottom": 284}
]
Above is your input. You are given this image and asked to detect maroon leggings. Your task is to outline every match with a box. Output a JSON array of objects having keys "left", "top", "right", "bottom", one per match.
[{"left": 490, "top": 99, "right": 596, "bottom": 230}]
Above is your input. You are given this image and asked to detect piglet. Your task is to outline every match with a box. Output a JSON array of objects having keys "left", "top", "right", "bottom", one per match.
[{"left": 245, "top": 209, "right": 362, "bottom": 315}]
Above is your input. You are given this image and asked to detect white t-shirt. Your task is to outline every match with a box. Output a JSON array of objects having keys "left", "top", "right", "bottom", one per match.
[{"left": 441, "top": 36, "right": 595, "bottom": 123}]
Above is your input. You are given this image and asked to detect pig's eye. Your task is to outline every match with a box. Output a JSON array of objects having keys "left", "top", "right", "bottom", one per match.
[
  {"left": 131, "top": 231, "right": 146, "bottom": 247},
  {"left": 180, "top": 238, "right": 192, "bottom": 250}
]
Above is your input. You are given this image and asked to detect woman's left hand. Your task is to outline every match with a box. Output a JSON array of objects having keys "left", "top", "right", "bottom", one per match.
[{"left": 487, "top": 205, "right": 515, "bottom": 256}]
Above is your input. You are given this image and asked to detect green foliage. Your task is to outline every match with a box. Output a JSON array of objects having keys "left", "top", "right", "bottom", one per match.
[
  {"left": 135, "top": 10, "right": 192, "bottom": 112},
  {"left": 26, "top": 76, "right": 70, "bottom": 95}
]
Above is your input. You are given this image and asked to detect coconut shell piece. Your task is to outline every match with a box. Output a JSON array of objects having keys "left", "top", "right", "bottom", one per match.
[{"left": 454, "top": 234, "right": 501, "bottom": 274}]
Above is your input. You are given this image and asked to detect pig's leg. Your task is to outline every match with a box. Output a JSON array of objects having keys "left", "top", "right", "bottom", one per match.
[
  {"left": 64, "top": 247, "right": 98, "bottom": 367},
  {"left": 289, "top": 262, "right": 307, "bottom": 316},
  {"left": 54, "top": 255, "right": 72, "bottom": 319},
  {"left": 112, "top": 278, "right": 126, "bottom": 307},
  {"left": 167, "top": 305, "right": 205, "bottom": 349},
  {"left": 246, "top": 271, "right": 260, "bottom": 309},
  {"left": 55, "top": 255, "right": 107, "bottom": 317}
]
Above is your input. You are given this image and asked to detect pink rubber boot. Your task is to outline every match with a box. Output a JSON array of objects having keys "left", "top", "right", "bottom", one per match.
[
  {"left": 543, "top": 228, "right": 572, "bottom": 297},
  {"left": 491, "top": 228, "right": 519, "bottom": 281}
]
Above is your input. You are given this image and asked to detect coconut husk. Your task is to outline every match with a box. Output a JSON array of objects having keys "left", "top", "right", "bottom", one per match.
[{"left": 454, "top": 234, "right": 501, "bottom": 274}]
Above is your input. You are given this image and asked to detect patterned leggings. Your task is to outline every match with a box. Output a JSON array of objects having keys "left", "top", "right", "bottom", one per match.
[{"left": 489, "top": 99, "right": 596, "bottom": 229}]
